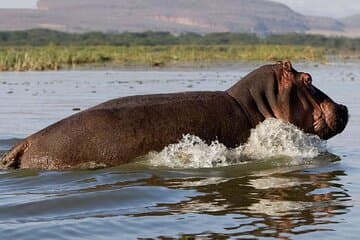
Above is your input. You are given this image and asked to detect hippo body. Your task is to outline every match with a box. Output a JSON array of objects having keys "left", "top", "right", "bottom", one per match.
[
  {"left": 1, "top": 61, "right": 348, "bottom": 170},
  {"left": 2, "top": 92, "right": 250, "bottom": 169}
]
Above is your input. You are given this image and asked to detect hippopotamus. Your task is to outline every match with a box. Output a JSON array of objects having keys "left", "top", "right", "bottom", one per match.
[{"left": 0, "top": 61, "right": 348, "bottom": 170}]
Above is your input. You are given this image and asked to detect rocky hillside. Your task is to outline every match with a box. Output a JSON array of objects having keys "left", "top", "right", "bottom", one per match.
[{"left": 0, "top": 0, "right": 356, "bottom": 36}]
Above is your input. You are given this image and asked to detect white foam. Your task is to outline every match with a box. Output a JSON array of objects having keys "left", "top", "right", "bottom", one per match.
[
  {"left": 148, "top": 134, "right": 229, "bottom": 168},
  {"left": 148, "top": 118, "right": 327, "bottom": 168}
]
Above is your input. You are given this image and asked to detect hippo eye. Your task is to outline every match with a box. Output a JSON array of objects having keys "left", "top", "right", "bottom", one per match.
[{"left": 301, "top": 73, "right": 312, "bottom": 87}]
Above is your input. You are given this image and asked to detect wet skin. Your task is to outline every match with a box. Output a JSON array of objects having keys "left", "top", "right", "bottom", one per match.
[{"left": 1, "top": 61, "right": 348, "bottom": 170}]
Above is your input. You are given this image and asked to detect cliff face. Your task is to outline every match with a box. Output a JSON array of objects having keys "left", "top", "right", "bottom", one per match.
[{"left": 0, "top": 0, "right": 354, "bottom": 36}]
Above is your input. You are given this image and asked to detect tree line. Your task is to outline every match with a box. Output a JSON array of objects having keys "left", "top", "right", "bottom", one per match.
[{"left": 0, "top": 29, "right": 359, "bottom": 51}]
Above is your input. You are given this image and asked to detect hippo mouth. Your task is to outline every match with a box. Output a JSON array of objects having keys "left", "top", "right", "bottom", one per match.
[{"left": 313, "top": 102, "right": 348, "bottom": 140}]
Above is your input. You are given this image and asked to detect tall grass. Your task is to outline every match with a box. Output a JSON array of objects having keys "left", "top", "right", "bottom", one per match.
[{"left": 0, "top": 45, "right": 325, "bottom": 71}]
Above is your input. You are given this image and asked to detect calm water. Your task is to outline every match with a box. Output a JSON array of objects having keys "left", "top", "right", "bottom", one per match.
[{"left": 0, "top": 62, "right": 358, "bottom": 239}]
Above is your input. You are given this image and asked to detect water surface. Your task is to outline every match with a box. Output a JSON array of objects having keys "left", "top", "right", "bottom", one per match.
[{"left": 0, "top": 62, "right": 358, "bottom": 239}]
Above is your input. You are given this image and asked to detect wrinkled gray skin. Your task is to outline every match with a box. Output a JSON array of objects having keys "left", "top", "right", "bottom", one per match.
[{"left": 1, "top": 61, "right": 348, "bottom": 170}]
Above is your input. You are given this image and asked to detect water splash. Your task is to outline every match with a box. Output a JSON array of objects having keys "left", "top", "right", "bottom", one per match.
[
  {"left": 148, "top": 134, "right": 229, "bottom": 168},
  {"left": 235, "top": 118, "right": 327, "bottom": 160},
  {"left": 148, "top": 118, "right": 327, "bottom": 168}
]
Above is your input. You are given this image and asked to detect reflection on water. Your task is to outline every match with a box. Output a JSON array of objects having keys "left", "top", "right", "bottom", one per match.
[
  {"left": 0, "top": 62, "right": 359, "bottom": 239},
  {"left": 0, "top": 164, "right": 352, "bottom": 239}
]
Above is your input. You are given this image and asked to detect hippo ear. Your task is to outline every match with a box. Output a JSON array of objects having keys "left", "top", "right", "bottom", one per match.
[{"left": 278, "top": 60, "right": 294, "bottom": 86}]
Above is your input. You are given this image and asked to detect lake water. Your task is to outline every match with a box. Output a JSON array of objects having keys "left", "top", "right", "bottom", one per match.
[{"left": 0, "top": 62, "right": 358, "bottom": 239}]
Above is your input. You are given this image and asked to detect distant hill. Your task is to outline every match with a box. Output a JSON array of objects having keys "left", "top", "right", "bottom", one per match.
[
  {"left": 341, "top": 14, "right": 360, "bottom": 29},
  {"left": 0, "top": 0, "right": 357, "bottom": 36}
]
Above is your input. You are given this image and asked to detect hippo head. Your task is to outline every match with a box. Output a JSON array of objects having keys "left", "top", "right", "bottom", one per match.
[{"left": 227, "top": 61, "right": 348, "bottom": 140}]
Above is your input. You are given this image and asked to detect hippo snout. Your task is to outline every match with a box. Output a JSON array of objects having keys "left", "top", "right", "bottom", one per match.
[
  {"left": 334, "top": 104, "right": 349, "bottom": 134},
  {"left": 321, "top": 102, "right": 348, "bottom": 140}
]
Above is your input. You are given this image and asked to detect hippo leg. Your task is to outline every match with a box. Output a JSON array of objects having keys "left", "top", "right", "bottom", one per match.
[{"left": 0, "top": 141, "right": 28, "bottom": 169}]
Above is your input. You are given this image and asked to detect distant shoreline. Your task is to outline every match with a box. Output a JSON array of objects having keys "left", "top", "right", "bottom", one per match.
[
  {"left": 0, "top": 45, "right": 328, "bottom": 72},
  {"left": 0, "top": 30, "right": 359, "bottom": 72}
]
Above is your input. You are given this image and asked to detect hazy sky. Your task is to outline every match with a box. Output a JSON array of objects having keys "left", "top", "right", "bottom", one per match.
[
  {"left": 0, "top": 0, "right": 359, "bottom": 18},
  {"left": 0, "top": 0, "right": 37, "bottom": 9},
  {"left": 271, "top": 0, "right": 360, "bottom": 18}
]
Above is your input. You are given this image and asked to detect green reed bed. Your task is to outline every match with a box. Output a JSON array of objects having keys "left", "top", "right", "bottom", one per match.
[{"left": 0, "top": 45, "right": 325, "bottom": 71}]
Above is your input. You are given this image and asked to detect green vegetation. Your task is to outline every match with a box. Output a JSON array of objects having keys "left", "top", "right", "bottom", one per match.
[
  {"left": 0, "top": 29, "right": 358, "bottom": 71},
  {"left": 0, "top": 45, "right": 324, "bottom": 71}
]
